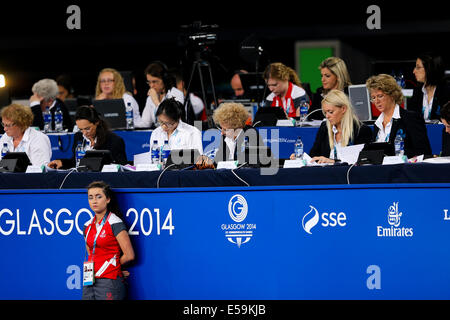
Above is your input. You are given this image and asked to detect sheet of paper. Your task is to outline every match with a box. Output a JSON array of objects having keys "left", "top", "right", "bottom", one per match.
[{"left": 337, "top": 144, "right": 365, "bottom": 165}]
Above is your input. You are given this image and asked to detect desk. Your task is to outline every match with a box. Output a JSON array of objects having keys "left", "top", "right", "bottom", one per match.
[
  {"left": 1, "top": 162, "right": 450, "bottom": 189},
  {"left": 44, "top": 124, "right": 444, "bottom": 161}
]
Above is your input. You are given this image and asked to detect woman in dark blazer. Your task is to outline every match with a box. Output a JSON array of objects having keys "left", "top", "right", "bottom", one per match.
[
  {"left": 211, "top": 102, "right": 268, "bottom": 166},
  {"left": 409, "top": 53, "right": 450, "bottom": 121},
  {"left": 48, "top": 105, "right": 127, "bottom": 169},
  {"left": 367, "top": 74, "right": 432, "bottom": 158},
  {"left": 294, "top": 89, "right": 372, "bottom": 164}
]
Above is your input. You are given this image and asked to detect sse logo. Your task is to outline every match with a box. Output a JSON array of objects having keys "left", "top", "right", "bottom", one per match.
[{"left": 301, "top": 205, "right": 347, "bottom": 234}]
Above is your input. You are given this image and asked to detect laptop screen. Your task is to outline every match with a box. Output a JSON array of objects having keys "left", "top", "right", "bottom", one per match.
[
  {"left": 92, "top": 99, "right": 127, "bottom": 129},
  {"left": 348, "top": 85, "right": 372, "bottom": 121}
]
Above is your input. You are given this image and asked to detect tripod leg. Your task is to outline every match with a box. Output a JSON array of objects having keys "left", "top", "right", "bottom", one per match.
[
  {"left": 206, "top": 63, "right": 218, "bottom": 108},
  {"left": 197, "top": 62, "right": 208, "bottom": 109}
]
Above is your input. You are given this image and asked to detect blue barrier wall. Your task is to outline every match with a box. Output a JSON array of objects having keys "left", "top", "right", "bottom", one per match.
[{"left": 1, "top": 184, "right": 450, "bottom": 299}]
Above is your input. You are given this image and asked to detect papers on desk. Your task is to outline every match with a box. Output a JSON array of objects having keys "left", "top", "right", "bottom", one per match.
[
  {"left": 422, "top": 156, "right": 450, "bottom": 164},
  {"left": 337, "top": 144, "right": 365, "bottom": 165}
]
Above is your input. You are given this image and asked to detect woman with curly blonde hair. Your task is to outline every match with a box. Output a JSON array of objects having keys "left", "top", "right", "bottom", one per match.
[
  {"left": 95, "top": 68, "right": 142, "bottom": 127},
  {"left": 263, "top": 62, "right": 310, "bottom": 118},
  {"left": 212, "top": 102, "right": 267, "bottom": 163}
]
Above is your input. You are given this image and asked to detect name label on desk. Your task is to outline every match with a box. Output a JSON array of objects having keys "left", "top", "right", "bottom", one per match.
[
  {"left": 101, "top": 164, "right": 122, "bottom": 172},
  {"left": 217, "top": 161, "right": 238, "bottom": 170},
  {"left": 136, "top": 163, "right": 161, "bottom": 171},
  {"left": 25, "top": 165, "right": 44, "bottom": 173},
  {"left": 276, "top": 119, "right": 295, "bottom": 127},
  {"left": 283, "top": 159, "right": 306, "bottom": 168},
  {"left": 382, "top": 155, "right": 407, "bottom": 165}
]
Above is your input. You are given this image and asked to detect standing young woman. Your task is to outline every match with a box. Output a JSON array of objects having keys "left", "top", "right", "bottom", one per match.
[{"left": 82, "top": 181, "right": 135, "bottom": 300}]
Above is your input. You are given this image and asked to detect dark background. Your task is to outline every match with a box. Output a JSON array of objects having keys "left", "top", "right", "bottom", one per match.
[{"left": 1, "top": 0, "right": 449, "bottom": 108}]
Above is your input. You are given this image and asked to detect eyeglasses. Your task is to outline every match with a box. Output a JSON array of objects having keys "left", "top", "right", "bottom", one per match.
[
  {"left": 158, "top": 120, "right": 177, "bottom": 128},
  {"left": 1, "top": 122, "right": 15, "bottom": 128},
  {"left": 414, "top": 66, "right": 424, "bottom": 70},
  {"left": 370, "top": 94, "right": 385, "bottom": 103},
  {"left": 99, "top": 79, "right": 115, "bottom": 84}
]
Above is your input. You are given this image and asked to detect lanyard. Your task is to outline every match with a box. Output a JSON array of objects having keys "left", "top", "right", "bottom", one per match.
[{"left": 84, "top": 212, "right": 110, "bottom": 260}]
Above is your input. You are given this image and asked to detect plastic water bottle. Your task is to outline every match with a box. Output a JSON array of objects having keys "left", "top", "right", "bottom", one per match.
[
  {"left": 1, "top": 143, "right": 8, "bottom": 157},
  {"left": 151, "top": 140, "right": 160, "bottom": 165},
  {"left": 75, "top": 143, "right": 85, "bottom": 167},
  {"left": 294, "top": 137, "right": 304, "bottom": 159},
  {"left": 43, "top": 106, "right": 52, "bottom": 133},
  {"left": 299, "top": 101, "right": 309, "bottom": 123},
  {"left": 161, "top": 140, "right": 170, "bottom": 166},
  {"left": 126, "top": 102, "right": 134, "bottom": 130},
  {"left": 54, "top": 106, "right": 63, "bottom": 132},
  {"left": 396, "top": 72, "right": 405, "bottom": 88},
  {"left": 241, "top": 136, "right": 249, "bottom": 153},
  {"left": 394, "top": 131, "right": 404, "bottom": 157}
]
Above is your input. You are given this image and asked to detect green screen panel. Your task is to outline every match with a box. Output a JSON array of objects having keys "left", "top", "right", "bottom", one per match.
[{"left": 298, "top": 47, "right": 334, "bottom": 94}]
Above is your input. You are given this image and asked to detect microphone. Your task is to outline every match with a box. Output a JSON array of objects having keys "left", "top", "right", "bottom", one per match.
[{"left": 297, "top": 109, "right": 324, "bottom": 127}]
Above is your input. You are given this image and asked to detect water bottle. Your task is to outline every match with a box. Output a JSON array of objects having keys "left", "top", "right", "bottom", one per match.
[
  {"left": 241, "top": 136, "right": 249, "bottom": 153},
  {"left": 394, "top": 131, "right": 404, "bottom": 157},
  {"left": 294, "top": 136, "right": 304, "bottom": 159},
  {"left": 54, "top": 106, "right": 63, "bottom": 132},
  {"left": 75, "top": 142, "right": 85, "bottom": 167},
  {"left": 396, "top": 72, "right": 405, "bottom": 88},
  {"left": 43, "top": 106, "right": 52, "bottom": 133},
  {"left": 1, "top": 143, "right": 8, "bottom": 158},
  {"left": 299, "top": 101, "right": 309, "bottom": 123},
  {"left": 161, "top": 140, "right": 170, "bottom": 166},
  {"left": 126, "top": 102, "right": 134, "bottom": 130},
  {"left": 151, "top": 140, "right": 160, "bottom": 165}
]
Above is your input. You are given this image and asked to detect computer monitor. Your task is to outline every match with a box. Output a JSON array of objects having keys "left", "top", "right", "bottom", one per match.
[
  {"left": 239, "top": 145, "right": 274, "bottom": 168},
  {"left": 0, "top": 152, "right": 31, "bottom": 172},
  {"left": 238, "top": 72, "right": 265, "bottom": 102},
  {"left": 92, "top": 99, "right": 127, "bottom": 129},
  {"left": 166, "top": 149, "right": 201, "bottom": 170},
  {"left": 348, "top": 84, "right": 372, "bottom": 121},
  {"left": 78, "top": 149, "right": 114, "bottom": 172},
  {"left": 252, "top": 107, "right": 287, "bottom": 127}
]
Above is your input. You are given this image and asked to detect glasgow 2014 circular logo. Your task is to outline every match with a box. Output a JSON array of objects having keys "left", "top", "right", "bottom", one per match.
[{"left": 228, "top": 194, "right": 248, "bottom": 222}]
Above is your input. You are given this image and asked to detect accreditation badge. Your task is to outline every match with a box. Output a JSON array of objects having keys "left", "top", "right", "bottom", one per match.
[{"left": 83, "top": 261, "right": 95, "bottom": 286}]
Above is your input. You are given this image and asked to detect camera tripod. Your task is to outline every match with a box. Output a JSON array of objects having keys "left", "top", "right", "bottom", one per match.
[{"left": 183, "top": 55, "right": 218, "bottom": 128}]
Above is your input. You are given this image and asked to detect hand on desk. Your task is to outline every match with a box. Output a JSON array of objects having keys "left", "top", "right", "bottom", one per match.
[
  {"left": 47, "top": 160, "right": 63, "bottom": 169},
  {"left": 289, "top": 153, "right": 335, "bottom": 164},
  {"left": 195, "top": 155, "right": 215, "bottom": 170}
]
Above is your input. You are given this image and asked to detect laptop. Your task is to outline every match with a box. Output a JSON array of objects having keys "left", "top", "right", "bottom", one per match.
[
  {"left": 252, "top": 107, "right": 287, "bottom": 127},
  {"left": 348, "top": 84, "right": 372, "bottom": 121},
  {"left": 165, "top": 149, "right": 201, "bottom": 170},
  {"left": 92, "top": 99, "right": 127, "bottom": 129}
]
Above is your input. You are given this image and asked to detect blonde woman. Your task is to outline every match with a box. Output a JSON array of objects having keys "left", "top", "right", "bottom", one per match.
[
  {"left": 291, "top": 90, "right": 372, "bottom": 163},
  {"left": 310, "top": 57, "right": 352, "bottom": 120},
  {"left": 366, "top": 74, "right": 432, "bottom": 158},
  {"left": 95, "top": 68, "right": 142, "bottom": 126},
  {"left": 263, "top": 62, "right": 310, "bottom": 118}
]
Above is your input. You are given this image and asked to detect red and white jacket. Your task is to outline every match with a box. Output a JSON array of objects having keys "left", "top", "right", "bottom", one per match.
[
  {"left": 84, "top": 212, "right": 127, "bottom": 280},
  {"left": 265, "top": 82, "right": 310, "bottom": 118}
]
